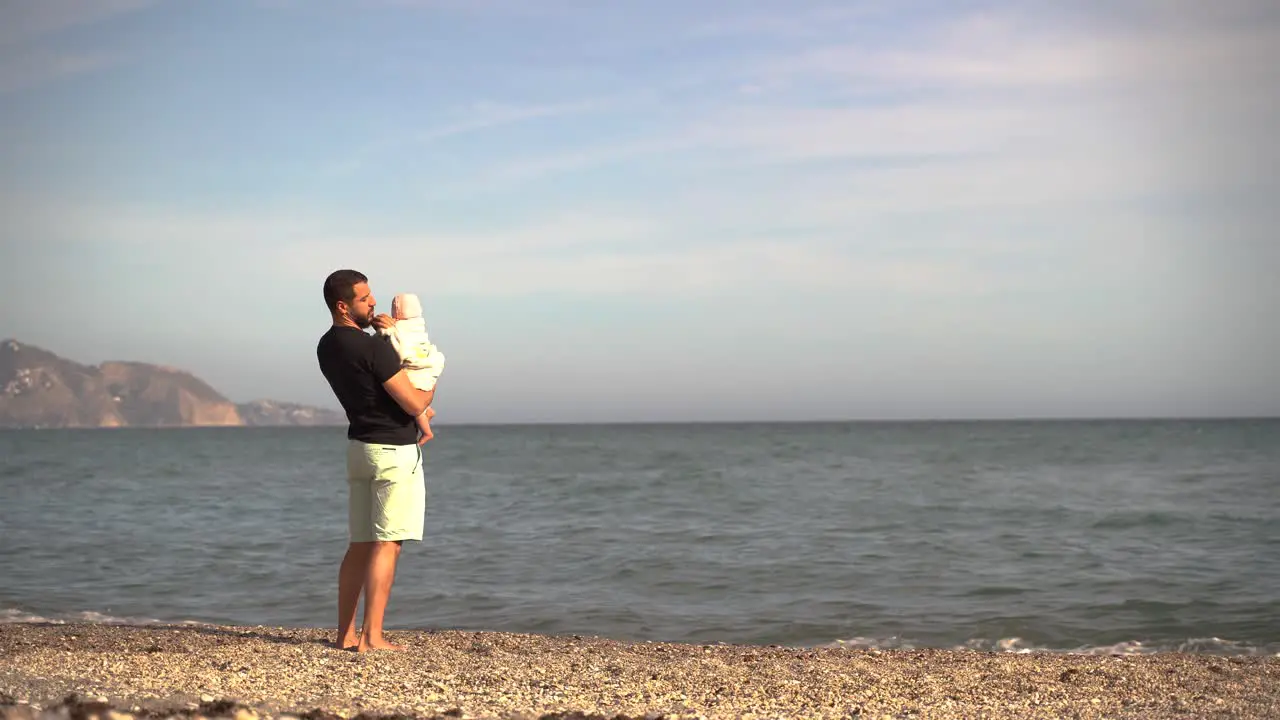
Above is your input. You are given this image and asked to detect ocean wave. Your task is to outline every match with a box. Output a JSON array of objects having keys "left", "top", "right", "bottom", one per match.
[
  {"left": 823, "top": 635, "right": 1278, "bottom": 656},
  {"left": 0, "top": 607, "right": 214, "bottom": 627},
  {"left": 4, "top": 608, "right": 1274, "bottom": 657}
]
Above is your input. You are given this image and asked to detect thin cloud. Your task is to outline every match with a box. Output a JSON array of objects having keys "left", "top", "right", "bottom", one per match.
[
  {"left": 0, "top": 0, "right": 155, "bottom": 93},
  {"left": 370, "top": 0, "right": 569, "bottom": 18},
  {"left": 322, "top": 234, "right": 1010, "bottom": 300},
  {"left": 682, "top": 2, "right": 888, "bottom": 41},
  {"left": 452, "top": 3, "right": 1277, "bottom": 206},
  {"left": 0, "top": 48, "right": 116, "bottom": 94},
  {"left": 0, "top": 0, "right": 155, "bottom": 46},
  {"left": 326, "top": 95, "right": 618, "bottom": 177},
  {"left": 483, "top": 136, "right": 688, "bottom": 184},
  {"left": 43, "top": 196, "right": 1021, "bottom": 302}
]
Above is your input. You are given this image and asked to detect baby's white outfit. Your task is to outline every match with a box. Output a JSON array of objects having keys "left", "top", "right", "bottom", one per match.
[{"left": 378, "top": 293, "right": 445, "bottom": 391}]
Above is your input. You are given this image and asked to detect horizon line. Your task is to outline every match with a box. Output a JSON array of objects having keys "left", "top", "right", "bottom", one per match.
[{"left": 3, "top": 413, "right": 1278, "bottom": 431}]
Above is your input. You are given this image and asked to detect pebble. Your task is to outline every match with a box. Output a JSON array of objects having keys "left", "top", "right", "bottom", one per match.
[{"left": 1, "top": 623, "right": 1277, "bottom": 719}]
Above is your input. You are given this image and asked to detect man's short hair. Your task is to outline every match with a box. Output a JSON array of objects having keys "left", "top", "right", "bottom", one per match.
[{"left": 323, "top": 269, "right": 368, "bottom": 313}]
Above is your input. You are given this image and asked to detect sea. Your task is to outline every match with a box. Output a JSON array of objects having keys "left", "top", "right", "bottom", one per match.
[{"left": 1, "top": 420, "right": 1277, "bottom": 656}]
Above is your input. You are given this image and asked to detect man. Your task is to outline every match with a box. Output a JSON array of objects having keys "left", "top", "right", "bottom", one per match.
[{"left": 316, "top": 269, "right": 435, "bottom": 652}]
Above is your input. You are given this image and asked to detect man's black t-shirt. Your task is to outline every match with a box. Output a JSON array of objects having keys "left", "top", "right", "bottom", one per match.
[{"left": 317, "top": 325, "right": 416, "bottom": 445}]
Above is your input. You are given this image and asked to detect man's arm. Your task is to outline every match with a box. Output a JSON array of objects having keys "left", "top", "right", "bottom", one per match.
[{"left": 382, "top": 369, "right": 434, "bottom": 417}]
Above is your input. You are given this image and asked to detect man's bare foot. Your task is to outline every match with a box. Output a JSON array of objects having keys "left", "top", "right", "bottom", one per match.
[{"left": 356, "top": 636, "right": 406, "bottom": 652}]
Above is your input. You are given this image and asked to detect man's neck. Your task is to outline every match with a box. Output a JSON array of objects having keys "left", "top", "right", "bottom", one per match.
[{"left": 332, "top": 316, "right": 362, "bottom": 330}]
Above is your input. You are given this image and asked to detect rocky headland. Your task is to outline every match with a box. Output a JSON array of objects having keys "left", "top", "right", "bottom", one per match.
[{"left": 0, "top": 339, "right": 343, "bottom": 429}]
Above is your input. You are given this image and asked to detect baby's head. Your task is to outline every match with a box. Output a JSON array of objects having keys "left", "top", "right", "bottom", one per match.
[{"left": 391, "top": 293, "right": 423, "bottom": 320}]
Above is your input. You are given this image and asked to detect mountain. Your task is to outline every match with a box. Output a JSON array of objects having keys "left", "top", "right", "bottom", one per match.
[{"left": 0, "top": 339, "right": 344, "bottom": 429}]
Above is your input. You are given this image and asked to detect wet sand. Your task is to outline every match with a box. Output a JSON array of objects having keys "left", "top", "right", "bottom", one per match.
[{"left": 1, "top": 623, "right": 1277, "bottom": 719}]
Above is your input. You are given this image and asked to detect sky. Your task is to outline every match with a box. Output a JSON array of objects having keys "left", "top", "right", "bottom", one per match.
[{"left": 1, "top": 0, "right": 1277, "bottom": 423}]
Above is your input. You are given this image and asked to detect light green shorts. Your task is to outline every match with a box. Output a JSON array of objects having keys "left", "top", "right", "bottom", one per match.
[{"left": 345, "top": 440, "right": 426, "bottom": 543}]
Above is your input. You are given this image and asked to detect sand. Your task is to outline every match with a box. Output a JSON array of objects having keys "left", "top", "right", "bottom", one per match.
[{"left": 1, "top": 623, "right": 1277, "bottom": 719}]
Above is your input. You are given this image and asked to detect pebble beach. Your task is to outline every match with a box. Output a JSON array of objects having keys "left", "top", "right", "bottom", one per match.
[{"left": 2, "top": 623, "right": 1277, "bottom": 719}]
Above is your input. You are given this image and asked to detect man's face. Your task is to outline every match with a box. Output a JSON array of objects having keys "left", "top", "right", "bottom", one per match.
[{"left": 341, "top": 282, "right": 376, "bottom": 328}]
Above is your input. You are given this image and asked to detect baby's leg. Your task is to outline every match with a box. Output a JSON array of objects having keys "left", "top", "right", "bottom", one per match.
[
  {"left": 415, "top": 412, "right": 434, "bottom": 442},
  {"left": 405, "top": 369, "right": 437, "bottom": 442}
]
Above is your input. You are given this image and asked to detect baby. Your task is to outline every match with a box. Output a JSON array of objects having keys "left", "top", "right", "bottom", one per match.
[{"left": 378, "top": 292, "right": 446, "bottom": 442}]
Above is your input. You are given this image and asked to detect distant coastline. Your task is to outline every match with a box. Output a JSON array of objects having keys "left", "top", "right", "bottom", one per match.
[
  {"left": 6, "top": 338, "right": 1275, "bottom": 428},
  {"left": 0, "top": 339, "right": 345, "bottom": 429}
]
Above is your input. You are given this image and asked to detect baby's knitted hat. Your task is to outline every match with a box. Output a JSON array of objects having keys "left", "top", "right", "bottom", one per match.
[{"left": 391, "top": 293, "right": 422, "bottom": 320}]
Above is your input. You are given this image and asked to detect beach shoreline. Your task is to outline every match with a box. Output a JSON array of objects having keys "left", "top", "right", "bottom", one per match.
[{"left": 2, "top": 622, "right": 1277, "bottom": 719}]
